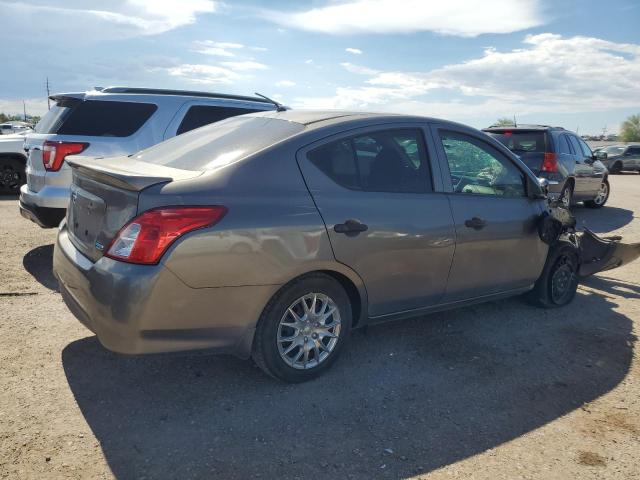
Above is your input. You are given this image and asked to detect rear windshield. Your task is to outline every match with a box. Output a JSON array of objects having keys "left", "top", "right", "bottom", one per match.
[
  {"left": 133, "top": 115, "right": 304, "bottom": 171},
  {"left": 486, "top": 131, "right": 546, "bottom": 153},
  {"left": 56, "top": 100, "right": 157, "bottom": 137}
]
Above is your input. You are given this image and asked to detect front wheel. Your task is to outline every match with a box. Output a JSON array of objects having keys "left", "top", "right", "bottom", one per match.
[
  {"left": 609, "top": 162, "right": 622, "bottom": 174},
  {"left": 252, "top": 273, "right": 352, "bottom": 382},
  {"left": 584, "top": 179, "right": 609, "bottom": 209},
  {"left": 526, "top": 241, "right": 579, "bottom": 308}
]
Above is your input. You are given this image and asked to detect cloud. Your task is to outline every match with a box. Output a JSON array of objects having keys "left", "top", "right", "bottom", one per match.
[
  {"left": 262, "top": 0, "right": 543, "bottom": 37},
  {"left": 345, "top": 48, "right": 363, "bottom": 55},
  {"left": 0, "top": 0, "right": 218, "bottom": 41},
  {"left": 167, "top": 64, "right": 244, "bottom": 85},
  {"left": 275, "top": 80, "right": 296, "bottom": 87},
  {"left": 341, "top": 62, "right": 380, "bottom": 75},
  {"left": 0, "top": 98, "right": 50, "bottom": 117},
  {"left": 192, "top": 41, "right": 244, "bottom": 57},
  {"left": 294, "top": 34, "right": 640, "bottom": 118},
  {"left": 305, "top": 59, "right": 314, "bottom": 65},
  {"left": 192, "top": 40, "right": 267, "bottom": 57},
  {"left": 220, "top": 61, "right": 268, "bottom": 71}
]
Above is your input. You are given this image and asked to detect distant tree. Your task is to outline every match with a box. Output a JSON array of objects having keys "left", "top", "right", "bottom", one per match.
[
  {"left": 495, "top": 117, "right": 515, "bottom": 126},
  {"left": 0, "top": 113, "right": 8, "bottom": 123},
  {"left": 620, "top": 114, "right": 640, "bottom": 142}
]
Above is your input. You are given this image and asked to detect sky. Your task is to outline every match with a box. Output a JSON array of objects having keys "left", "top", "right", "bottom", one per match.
[{"left": 0, "top": 0, "right": 639, "bottom": 134}]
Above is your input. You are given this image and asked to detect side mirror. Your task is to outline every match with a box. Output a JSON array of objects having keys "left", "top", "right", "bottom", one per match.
[{"left": 529, "top": 177, "right": 547, "bottom": 198}]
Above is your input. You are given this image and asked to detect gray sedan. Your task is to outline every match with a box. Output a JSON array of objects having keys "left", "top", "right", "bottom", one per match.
[{"left": 53, "top": 111, "right": 609, "bottom": 382}]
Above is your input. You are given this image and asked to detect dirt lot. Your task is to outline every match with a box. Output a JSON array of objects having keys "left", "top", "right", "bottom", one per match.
[{"left": 1, "top": 176, "right": 639, "bottom": 480}]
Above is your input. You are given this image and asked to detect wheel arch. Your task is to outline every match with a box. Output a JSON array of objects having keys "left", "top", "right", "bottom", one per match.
[{"left": 0, "top": 152, "right": 27, "bottom": 164}]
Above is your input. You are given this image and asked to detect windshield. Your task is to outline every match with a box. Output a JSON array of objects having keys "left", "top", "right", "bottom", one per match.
[
  {"left": 134, "top": 115, "right": 305, "bottom": 171},
  {"left": 602, "top": 146, "right": 625, "bottom": 155},
  {"left": 485, "top": 131, "right": 546, "bottom": 153}
]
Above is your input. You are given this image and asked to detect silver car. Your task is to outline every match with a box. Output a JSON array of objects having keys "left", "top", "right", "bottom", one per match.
[
  {"left": 596, "top": 144, "right": 640, "bottom": 173},
  {"left": 19, "top": 87, "right": 276, "bottom": 227},
  {"left": 54, "top": 110, "right": 622, "bottom": 382}
]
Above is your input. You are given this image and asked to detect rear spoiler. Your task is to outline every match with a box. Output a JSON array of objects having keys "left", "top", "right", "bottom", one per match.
[{"left": 66, "top": 156, "right": 173, "bottom": 192}]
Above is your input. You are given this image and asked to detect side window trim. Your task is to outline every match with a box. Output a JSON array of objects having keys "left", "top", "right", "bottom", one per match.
[{"left": 299, "top": 123, "right": 441, "bottom": 194}]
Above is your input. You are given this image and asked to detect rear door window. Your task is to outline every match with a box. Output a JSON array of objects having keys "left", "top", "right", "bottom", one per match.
[
  {"left": 56, "top": 100, "right": 157, "bottom": 137},
  {"left": 567, "top": 136, "right": 584, "bottom": 159},
  {"left": 176, "top": 105, "right": 260, "bottom": 135},
  {"left": 557, "top": 135, "right": 573, "bottom": 154},
  {"left": 308, "top": 129, "right": 432, "bottom": 193}
]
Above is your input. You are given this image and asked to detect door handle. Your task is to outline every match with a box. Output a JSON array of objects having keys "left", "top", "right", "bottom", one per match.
[
  {"left": 334, "top": 219, "right": 368, "bottom": 236},
  {"left": 464, "top": 217, "right": 486, "bottom": 230}
]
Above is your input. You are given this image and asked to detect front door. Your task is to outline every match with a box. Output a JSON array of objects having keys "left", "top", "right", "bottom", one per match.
[
  {"left": 297, "top": 126, "right": 456, "bottom": 317},
  {"left": 432, "top": 127, "right": 548, "bottom": 302}
]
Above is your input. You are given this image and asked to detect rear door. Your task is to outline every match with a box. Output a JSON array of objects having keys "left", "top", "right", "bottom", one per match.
[
  {"left": 626, "top": 146, "right": 640, "bottom": 169},
  {"left": 432, "top": 126, "right": 547, "bottom": 302},
  {"left": 567, "top": 135, "right": 596, "bottom": 198},
  {"left": 297, "top": 124, "right": 456, "bottom": 317}
]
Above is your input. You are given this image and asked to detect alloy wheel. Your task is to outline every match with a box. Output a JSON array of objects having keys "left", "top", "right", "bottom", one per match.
[
  {"left": 593, "top": 181, "right": 609, "bottom": 205},
  {"left": 277, "top": 293, "right": 341, "bottom": 370}
]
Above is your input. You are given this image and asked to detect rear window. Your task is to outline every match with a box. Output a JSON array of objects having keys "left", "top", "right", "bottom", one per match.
[
  {"left": 486, "top": 131, "right": 546, "bottom": 153},
  {"left": 34, "top": 103, "right": 74, "bottom": 134},
  {"left": 133, "top": 115, "right": 304, "bottom": 171},
  {"left": 177, "top": 105, "right": 260, "bottom": 135},
  {"left": 55, "top": 100, "right": 157, "bottom": 137}
]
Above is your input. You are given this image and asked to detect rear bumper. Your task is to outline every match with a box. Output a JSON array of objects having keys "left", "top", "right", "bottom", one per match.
[
  {"left": 53, "top": 224, "right": 278, "bottom": 359},
  {"left": 19, "top": 195, "right": 65, "bottom": 228}
]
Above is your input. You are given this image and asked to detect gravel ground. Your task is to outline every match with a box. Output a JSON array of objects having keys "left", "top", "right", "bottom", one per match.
[{"left": 1, "top": 175, "right": 639, "bottom": 480}]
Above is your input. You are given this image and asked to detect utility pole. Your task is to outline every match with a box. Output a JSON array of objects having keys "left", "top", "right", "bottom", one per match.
[
  {"left": 23, "top": 100, "right": 27, "bottom": 122},
  {"left": 46, "top": 77, "right": 51, "bottom": 110}
]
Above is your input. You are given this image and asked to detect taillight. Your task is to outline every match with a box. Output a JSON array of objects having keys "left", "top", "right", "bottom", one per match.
[
  {"left": 541, "top": 152, "right": 558, "bottom": 173},
  {"left": 106, "top": 206, "right": 227, "bottom": 265},
  {"left": 42, "top": 141, "right": 89, "bottom": 171}
]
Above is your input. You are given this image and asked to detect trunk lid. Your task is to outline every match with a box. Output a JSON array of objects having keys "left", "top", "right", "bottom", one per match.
[{"left": 65, "top": 155, "right": 203, "bottom": 262}]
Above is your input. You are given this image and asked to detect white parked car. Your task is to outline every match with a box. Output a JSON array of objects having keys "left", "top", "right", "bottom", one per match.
[
  {"left": 0, "top": 131, "right": 29, "bottom": 194},
  {"left": 0, "top": 123, "right": 32, "bottom": 135},
  {"left": 20, "top": 87, "right": 278, "bottom": 227}
]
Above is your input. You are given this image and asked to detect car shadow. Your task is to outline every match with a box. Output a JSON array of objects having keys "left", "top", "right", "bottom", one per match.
[
  {"left": 62, "top": 279, "right": 635, "bottom": 480},
  {"left": 572, "top": 205, "right": 634, "bottom": 233},
  {"left": 22, "top": 244, "right": 58, "bottom": 291}
]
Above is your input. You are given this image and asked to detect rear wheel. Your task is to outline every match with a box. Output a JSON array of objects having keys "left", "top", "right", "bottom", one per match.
[
  {"left": 0, "top": 157, "right": 25, "bottom": 195},
  {"left": 609, "top": 162, "right": 622, "bottom": 174},
  {"left": 559, "top": 182, "right": 573, "bottom": 209},
  {"left": 584, "top": 179, "right": 609, "bottom": 209},
  {"left": 252, "top": 273, "right": 352, "bottom": 382},
  {"left": 526, "top": 241, "right": 579, "bottom": 308}
]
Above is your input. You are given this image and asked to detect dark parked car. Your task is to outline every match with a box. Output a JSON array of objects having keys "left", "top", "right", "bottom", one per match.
[
  {"left": 483, "top": 125, "right": 609, "bottom": 209},
  {"left": 54, "top": 111, "right": 636, "bottom": 382},
  {"left": 595, "top": 144, "right": 640, "bottom": 173}
]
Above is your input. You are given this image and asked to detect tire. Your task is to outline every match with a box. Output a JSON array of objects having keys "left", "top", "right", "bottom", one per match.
[
  {"left": 0, "top": 157, "right": 25, "bottom": 195},
  {"left": 558, "top": 181, "right": 573, "bottom": 209},
  {"left": 584, "top": 178, "right": 609, "bottom": 209},
  {"left": 609, "top": 162, "right": 622, "bottom": 174},
  {"left": 526, "top": 241, "right": 579, "bottom": 308},
  {"left": 252, "top": 273, "right": 352, "bottom": 382}
]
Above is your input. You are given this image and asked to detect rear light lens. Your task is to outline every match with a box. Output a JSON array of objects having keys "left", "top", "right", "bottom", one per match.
[
  {"left": 42, "top": 141, "right": 89, "bottom": 171},
  {"left": 541, "top": 152, "right": 558, "bottom": 173},
  {"left": 106, "top": 206, "right": 227, "bottom": 265}
]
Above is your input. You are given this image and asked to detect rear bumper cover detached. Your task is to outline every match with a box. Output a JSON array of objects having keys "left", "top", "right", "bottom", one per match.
[{"left": 53, "top": 224, "right": 279, "bottom": 359}]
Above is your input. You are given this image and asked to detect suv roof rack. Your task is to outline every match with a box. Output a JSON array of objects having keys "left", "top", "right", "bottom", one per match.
[
  {"left": 485, "top": 123, "right": 566, "bottom": 130},
  {"left": 99, "top": 87, "right": 274, "bottom": 105}
]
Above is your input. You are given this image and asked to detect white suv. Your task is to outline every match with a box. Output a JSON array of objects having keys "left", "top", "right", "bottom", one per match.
[{"left": 19, "top": 87, "right": 278, "bottom": 227}]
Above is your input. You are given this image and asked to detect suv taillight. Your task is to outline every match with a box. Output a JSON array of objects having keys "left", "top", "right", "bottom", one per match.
[
  {"left": 106, "top": 206, "right": 227, "bottom": 265},
  {"left": 42, "top": 141, "right": 89, "bottom": 171},
  {"left": 541, "top": 152, "right": 558, "bottom": 173}
]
